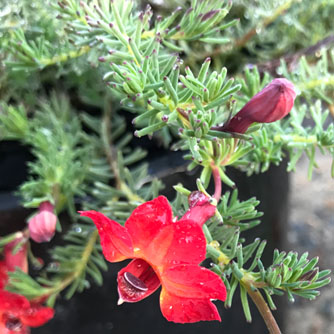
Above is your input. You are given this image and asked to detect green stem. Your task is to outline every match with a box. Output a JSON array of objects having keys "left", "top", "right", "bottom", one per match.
[
  {"left": 273, "top": 134, "right": 317, "bottom": 144},
  {"left": 101, "top": 102, "right": 144, "bottom": 203},
  {"left": 207, "top": 245, "right": 281, "bottom": 333},
  {"left": 235, "top": 0, "right": 293, "bottom": 49},
  {"left": 212, "top": 166, "right": 222, "bottom": 201},
  {"left": 44, "top": 230, "right": 99, "bottom": 296},
  {"left": 39, "top": 46, "right": 90, "bottom": 66},
  {"left": 244, "top": 283, "right": 282, "bottom": 334}
]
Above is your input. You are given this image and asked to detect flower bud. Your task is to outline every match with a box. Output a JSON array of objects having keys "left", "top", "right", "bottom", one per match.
[
  {"left": 4, "top": 233, "right": 28, "bottom": 273},
  {"left": 181, "top": 191, "right": 216, "bottom": 226},
  {"left": 28, "top": 202, "right": 57, "bottom": 243},
  {"left": 0, "top": 233, "right": 28, "bottom": 288},
  {"left": 221, "top": 78, "right": 296, "bottom": 134}
]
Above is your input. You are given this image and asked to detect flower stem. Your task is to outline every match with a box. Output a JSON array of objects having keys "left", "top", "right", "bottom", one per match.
[
  {"left": 101, "top": 101, "right": 144, "bottom": 203},
  {"left": 244, "top": 284, "right": 282, "bottom": 334},
  {"left": 206, "top": 245, "right": 280, "bottom": 333},
  {"left": 44, "top": 229, "right": 99, "bottom": 298},
  {"left": 236, "top": 0, "right": 293, "bottom": 48},
  {"left": 212, "top": 166, "right": 222, "bottom": 202}
]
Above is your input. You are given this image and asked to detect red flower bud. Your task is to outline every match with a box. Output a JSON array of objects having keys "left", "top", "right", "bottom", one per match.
[
  {"left": 221, "top": 78, "right": 296, "bottom": 134},
  {"left": 181, "top": 191, "right": 216, "bottom": 226},
  {"left": 28, "top": 202, "right": 57, "bottom": 243},
  {"left": 4, "top": 233, "right": 28, "bottom": 273}
]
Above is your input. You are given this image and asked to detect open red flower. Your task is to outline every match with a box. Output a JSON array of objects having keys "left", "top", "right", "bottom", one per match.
[
  {"left": 0, "top": 289, "right": 54, "bottom": 334},
  {"left": 0, "top": 236, "right": 54, "bottom": 333},
  {"left": 80, "top": 196, "right": 226, "bottom": 323}
]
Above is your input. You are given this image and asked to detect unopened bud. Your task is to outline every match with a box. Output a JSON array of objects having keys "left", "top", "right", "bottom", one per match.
[
  {"left": 4, "top": 232, "right": 28, "bottom": 273},
  {"left": 28, "top": 202, "right": 57, "bottom": 243},
  {"left": 222, "top": 78, "right": 296, "bottom": 134},
  {"left": 181, "top": 191, "right": 216, "bottom": 226},
  {"left": 188, "top": 191, "right": 210, "bottom": 208}
]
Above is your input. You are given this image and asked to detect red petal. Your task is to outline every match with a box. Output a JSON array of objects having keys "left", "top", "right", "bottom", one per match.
[
  {"left": 0, "top": 262, "right": 8, "bottom": 289},
  {"left": 162, "top": 265, "right": 226, "bottom": 301},
  {"left": 79, "top": 211, "right": 133, "bottom": 262},
  {"left": 4, "top": 236, "right": 28, "bottom": 273},
  {"left": 20, "top": 304, "right": 54, "bottom": 327},
  {"left": 181, "top": 204, "right": 216, "bottom": 227},
  {"left": 135, "top": 219, "right": 206, "bottom": 267},
  {"left": 162, "top": 220, "right": 206, "bottom": 266},
  {"left": 180, "top": 191, "right": 216, "bottom": 227},
  {"left": 117, "top": 259, "right": 160, "bottom": 303},
  {"left": 125, "top": 196, "right": 173, "bottom": 254},
  {"left": 0, "top": 291, "right": 30, "bottom": 312},
  {"left": 160, "top": 288, "right": 221, "bottom": 323},
  {"left": 144, "top": 225, "right": 174, "bottom": 265}
]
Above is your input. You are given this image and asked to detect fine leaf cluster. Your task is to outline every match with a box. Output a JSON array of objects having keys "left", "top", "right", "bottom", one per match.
[{"left": 0, "top": 0, "right": 332, "bottom": 326}]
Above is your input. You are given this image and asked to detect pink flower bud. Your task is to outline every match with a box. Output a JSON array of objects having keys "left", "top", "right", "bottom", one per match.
[
  {"left": 28, "top": 202, "right": 57, "bottom": 243},
  {"left": 222, "top": 78, "right": 296, "bottom": 134}
]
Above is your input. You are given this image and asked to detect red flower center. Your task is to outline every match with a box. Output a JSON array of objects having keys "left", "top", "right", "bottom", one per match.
[
  {"left": 118, "top": 259, "right": 161, "bottom": 303},
  {"left": 124, "top": 272, "right": 148, "bottom": 292},
  {"left": 3, "top": 313, "right": 22, "bottom": 331}
]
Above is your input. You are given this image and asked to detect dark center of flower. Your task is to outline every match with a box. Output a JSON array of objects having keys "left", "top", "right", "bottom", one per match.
[
  {"left": 124, "top": 272, "right": 148, "bottom": 292},
  {"left": 4, "top": 314, "right": 22, "bottom": 331}
]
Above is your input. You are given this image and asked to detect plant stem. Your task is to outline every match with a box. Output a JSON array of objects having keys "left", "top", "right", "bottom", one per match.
[
  {"left": 244, "top": 284, "right": 282, "bottom": 334},
  {"left": 207, "top": 243, "right": 280, "bottom": 333},
  {"left": 40, "top": 46, "right": 90, "bottom": 66},
  {"left": 187, "top": 0, "right": 293, "bottom": 62},
  {"left": 101, "top": 101, "right": 144, "bottom": 203},
  {"left": 212, "top": 166, "right": 222, "bottom": 201},
  {"left": 101, "top": 103, "right": 121, "bottom": 189},
  {"left": 44, "top": 229, "right": 99, "bottom": 297}
]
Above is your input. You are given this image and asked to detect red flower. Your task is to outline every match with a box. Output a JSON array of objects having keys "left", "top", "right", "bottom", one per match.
[
  {"left": 0, "top": 289, "right": 54, "bottom": 334},
  {"left": 0, "top": 263, "right": 8, "bottom": 291},
  {"left": 28, "top": 202, "right": 57, "bottom": 243},
  {"left": 80, "top": 196, "right": 226, "bottom": 323},
  {"left": 221, "top": 78, "right": 296, "bottom": 134},
  {"left": 0, "top": 236, "right": 54, "bottom": 333}
]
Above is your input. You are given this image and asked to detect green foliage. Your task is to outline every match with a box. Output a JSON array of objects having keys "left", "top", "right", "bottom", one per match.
[
  {"left": 202, "top": 191, "right": 331, "bottom": 319},
  {"left": 225, "top": 0, "right": 334, "bottom": 64},
  {"left": 0, "top": 0, "right": 333, "bottom": 328},
  {"left": 173, "top": 186, "right": 331, "bottom": 321},
  {"left": 1, "top": 94, "right": 93, "bottom": 214}
]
